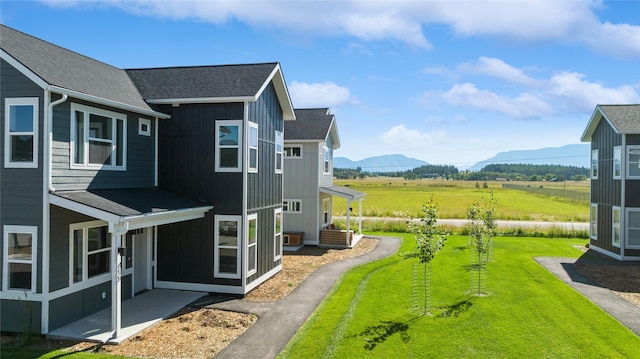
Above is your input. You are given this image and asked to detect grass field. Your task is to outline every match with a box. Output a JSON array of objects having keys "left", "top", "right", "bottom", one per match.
[
  {"left": 333, "top": 178, "right": 590, "bottom": 222},
  {"left": 279, "top": 234, "right": 640, "bottom": 358}
]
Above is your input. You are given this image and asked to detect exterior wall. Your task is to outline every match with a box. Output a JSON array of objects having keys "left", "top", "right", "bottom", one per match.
[
  {"left": 50, "top": 98, "right": 156, "bottom": 190},
  {"left": 626, "top": 134, "right": 640, "bottom": 207},
  {"left": 0, "top": 299, "right": 42, "bottom": 332}
]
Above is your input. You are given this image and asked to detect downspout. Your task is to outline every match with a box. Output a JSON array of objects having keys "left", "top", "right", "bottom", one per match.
[
  {"left": 621, "top": 135, "right": 626, "bottom": 259},
  {"left": 108, "top": 221, "right": 129, "bottom": 342},
  {"left": 242, "top": 102, "right": 249, "bottom": 293},
  {"left": 154, "top": 117, "right": 159, "bottom": 187}
]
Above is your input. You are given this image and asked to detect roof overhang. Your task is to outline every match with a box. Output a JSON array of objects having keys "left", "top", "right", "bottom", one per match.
[
  {"left": 320, "top": 185, "right": 365, "bottom": 201},
  {"left": 50, "top": 188, "right": 212, "bottom": 231},
  {"left": 581, "top": 106, "right": 610, "bottom": 142},
  {"left": 259, "top": 63, "right": 296, "bottom": 121}
]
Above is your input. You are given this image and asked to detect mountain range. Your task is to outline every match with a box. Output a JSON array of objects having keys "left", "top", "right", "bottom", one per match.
[{"left": 334, "top": 144, "right": 590, "bottom": 172}]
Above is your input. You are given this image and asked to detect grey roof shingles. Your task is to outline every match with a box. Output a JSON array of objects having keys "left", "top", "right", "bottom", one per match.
[
  {"left": 285, "top": 108, "right": 333, "bottom": 140},
  {"left": 599, "top": 104, "right": 640, "bottom": 133}
]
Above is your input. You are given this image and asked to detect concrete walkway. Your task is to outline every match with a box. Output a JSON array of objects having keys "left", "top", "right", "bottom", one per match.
[
  {"left": 535, "top": 256, "right": 640, "bottom": 336},
  {"left": 189, "top": 235, "right": 401, "bottom": 359}
]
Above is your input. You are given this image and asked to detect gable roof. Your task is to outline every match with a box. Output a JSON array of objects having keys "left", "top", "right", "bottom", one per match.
[
  {"left": 285, "top": 108, "right": 340, "bottom": 148},
  {"left": 0, "top": 25, "right": 164, "bottom": 118},
  {"left": 126, "top": 63, "right": 296, "bottom": 120},
  {"left": 581, "top": 104, "right": 640, "bottom": 142}
]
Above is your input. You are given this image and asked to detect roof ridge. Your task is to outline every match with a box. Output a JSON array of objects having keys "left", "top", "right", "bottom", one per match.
[{"left": 125, "top": 62, "right": 279, "bottom": 71}]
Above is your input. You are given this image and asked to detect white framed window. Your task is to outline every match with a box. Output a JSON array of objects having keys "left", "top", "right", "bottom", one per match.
[
  {"left": 248, "top": 122, "right": 259, "bottom": 173},
  {"left": 138, "top": 118, "right": 151, "bottom": 136},
  {"left": 216, "top": 120, "right": 242, "bottom": 172},
  {"left": 612, "top": 207, "right": 621, "bottom": 248},
  {"left": 69, "top": 220, "right": 111, "bottom": 284},
  {"left": 247, "top": 214, "right": 258, "bottom": 276},
  {"left": 275, "top": 130, "right": 283, "bottom": 174},
  {"left": 283, "top": 199, "right": 302, "bottom": 213},
  {"left": 274, "top": 208, "right": 282, "bottom": 261},
  {"left": 627, "top": 146, "right": 640, "bottom": 179},
  {"left": 627, "top": 209, "right": 640, "bottom": 249},
  {"left": 71, "top": 103, "right": 126, "bottom": 170},
  {"left": 322, "top": 198, "right": 330, "bottom": 227},
  {"left": 284, "top": 145, "right": 302, "bottom": 158},
  {"left": 590, "top": 149, "right": 598, "bottom": 179},
  {"left": 4, "top": 98, "right": 38, "bottom": 168},
  {"left": 283, "top": 234, "right": 290, "bottom": 246},
  {"left": 214, "top": 215, "right": 241, "bottom": 279},
  {"left": 323, "top": 146, "right": 330, "bottom": 174},
  {"left": 3, "top": 225, "right": 37, "bottom": 292},
  {"left": 613, "top": 146, "right": 621, "bottom": 179},
  {"left": 590, "top": 204, "right": 598, "bottom": 240}
]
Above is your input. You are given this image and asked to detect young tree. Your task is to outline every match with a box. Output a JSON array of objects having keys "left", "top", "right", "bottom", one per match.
[
  {"left": 467, "top": 192, "right": 498, "bottom": 296},
  {"left": 400, "top": 197, "right": 448, "bottom": 315}
]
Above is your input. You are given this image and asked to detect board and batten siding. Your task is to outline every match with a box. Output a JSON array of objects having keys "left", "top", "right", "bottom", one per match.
[{"left": 50, "top": 99, "right": 156, "bottom": 191}]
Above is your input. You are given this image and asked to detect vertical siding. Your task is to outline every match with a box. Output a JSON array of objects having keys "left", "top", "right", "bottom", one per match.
[{"left": 283, "top": 142, "right": 321, "bottom": 241}]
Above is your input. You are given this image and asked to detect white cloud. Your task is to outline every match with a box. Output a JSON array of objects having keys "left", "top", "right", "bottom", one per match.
[
  {"left": 548, "top": 72, "right": 640, "bottom": 111},
  {"left": 289, "top": 81, "right": 356, "bottom": 108},
  {"left": 458, "top": 57, "right": 541, "bottom": 87},
  {"left": 380, "top": 124, "right": 448, "bottom": 152}
]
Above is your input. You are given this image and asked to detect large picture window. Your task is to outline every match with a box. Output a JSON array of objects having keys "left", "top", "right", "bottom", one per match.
[
  {"left": 71, "top": 103, "right": 126, "bottom": 170},
  {"left": 248, "top": 122, "right": 259, "bottom": 173},
  {"left": 216, "top": 120, "right": 242, "bottom": 172},
  {"left": 247, "top": 214, "right": 258, "bottom": 276},
  {"left": 590, "top": 149, "right": 598, "bottom": 179},
  {"left": 4, "top": 98, "right": 38, "bottom": 168},
  {"left": 627, "top": 146, "right": 640, "bottom": 179},
  {"left": 274, "top": 208, "right": 282, "bottom": 261},
  {"left": 275, "top": 130, "right": 283, "bottom": 174},
  {"left": 590, "top": 204, "right": 597, "bottom": 240},
  {"left": 70, "top": 221, "right": 111, "bottom": 284},
  {"left": 627, "top": 209, "right": 640, "bottom": 249},
  {"left": 3, "top": 226, "right": 37, "bottom": 292},
  {"left": 214, "top": 216, "right": 241, "bottom": 278},
  {"left": 612, "top": 207, "right": 621, "bottom": 248}
]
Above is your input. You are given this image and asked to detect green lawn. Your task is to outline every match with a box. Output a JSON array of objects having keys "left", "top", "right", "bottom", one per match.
[{"left": 279, "top": 234, "right": 640, "bottom": 358}]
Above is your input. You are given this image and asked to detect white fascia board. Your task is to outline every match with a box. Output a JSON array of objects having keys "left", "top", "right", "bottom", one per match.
[
  {"left": 146, "top": 96, "right": 254, "bottom": 105},
  {"left": 1, "top": 49, "right": 49, "bottom": 89},
  {"left": 50, "top": 193, "right": 121, "bottom": 223},
  {"left": 123, "top": 205, "right": 213, "bottom": 231}
]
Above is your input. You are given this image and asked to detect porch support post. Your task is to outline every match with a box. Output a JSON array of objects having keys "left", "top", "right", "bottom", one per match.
[
  {"left": 110, "top": 222, "right": 128, "bottom": 340},
  {"left": 346, "top": 199, "right": 352, "bottom": 246},
  {"left": 358, "top": 199, "right": 363, "bottom": 234}
]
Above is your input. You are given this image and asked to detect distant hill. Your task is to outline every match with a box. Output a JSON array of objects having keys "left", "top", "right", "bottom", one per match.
[
  {"left": 334, "top": 154, "right": 428, "bottom": 172},
  {"left": 467, "top": 144, "right": 590, "bottom": 171}
]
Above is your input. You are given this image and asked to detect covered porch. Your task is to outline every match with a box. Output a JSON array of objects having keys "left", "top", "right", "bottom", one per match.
[{"left": 319, "top": 185, "right": 366, "bottom": 248}]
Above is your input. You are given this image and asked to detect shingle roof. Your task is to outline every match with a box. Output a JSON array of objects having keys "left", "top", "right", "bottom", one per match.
[
  {"left": 126, "top": 63, "right": 279, "bottom": 100},
  {"left": 581, "top": 104, "right": 640, "bottom": 142},
  {"left": 0, "top": 25, "right": 153, "bottom": 113},
  {"left": 285, "top": 108, "right": 334, "bottom": 140}
]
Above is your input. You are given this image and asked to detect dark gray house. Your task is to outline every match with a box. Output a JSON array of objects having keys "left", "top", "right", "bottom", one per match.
[
  {"left": 581, "top": 104, "right": 640, "bottom": 261},
  {"left": 1, "top": 24, "right": 294, "bottom": 339}
]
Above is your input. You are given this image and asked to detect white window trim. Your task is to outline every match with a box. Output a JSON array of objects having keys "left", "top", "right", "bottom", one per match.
[
  {"left": 246, "top": 213, "right": 258, "bottom": 277},
  {"left": 4, "top": 97, "right": 38, "bottom": 169},
  {"left": 627, "top": 145, "right": 640, "bottom": 180},
  {"left": 248, "top": 122, "right": 259, "bottom": 173},
  {"left": 215, "top": 120, "right": 243, "bottom": 173},
  {"left": 274, "top": 208, "right": 283, "bottom": 261},
  {"left": 284, "top": 145, "right": 303, "bottom": 159},
  {"left": 612, "top": 206, "right": 621, "bottom": 248},
  {"left": 590, "top": 204, "right": 598, "bottom": 240},
  {"left": 283, "top": 199, "right": 302, "bottom": 213},
  {"left": 322, "top": 198, "right": 330, "bottom": 228},
  {"left": 70, "top": 103, "right": 127, "bottom": 171},
  {"left": 613, "top": 146, "right": 622, "bottom": 179},
  {"left": 591, "top": 149, "right": 598, "bottom": 180},
  {"left": 3, "top": 225, "right": 38, "bottom": 292},
  {"left": 323, "top": 146, "right": 331, "bottom": 175},
  {"left": 69, "top": 220, "right": 111, "bottom": 286},
  {"left": 627, "top": 208, "right": 640, "bottom": 249},
  {"left": 275, "top": 130, "right": 283, "bottom": 174},
  {"left": 138, "top": 118, "right": 151, "bottom": 136},
  {"left": 214, "top": 215, "right": 242, "bottom": 279}
]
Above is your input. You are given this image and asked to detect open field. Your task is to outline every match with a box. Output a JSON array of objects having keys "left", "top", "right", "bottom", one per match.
[
  {"left": 279, "top": 234, "right": 640, "bottom": 358},
  {"left": 333, "top": 178, "right": 589, "bottom": 222}
]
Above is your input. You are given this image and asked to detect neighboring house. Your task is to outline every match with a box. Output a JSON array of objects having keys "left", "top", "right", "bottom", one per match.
[
  {"left": 581, "top": 104, "right": 640, "bottom": 261},
  {"left": 1, "top": 24, "right": 294, "bottom": 338},
  {"left": 283, "top": 108, "right": 364, "bottom": 248}
]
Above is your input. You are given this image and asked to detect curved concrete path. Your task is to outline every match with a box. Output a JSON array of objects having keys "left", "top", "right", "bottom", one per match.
[{"left": 189, "top": 236, "right": 400, "bottom": 359}]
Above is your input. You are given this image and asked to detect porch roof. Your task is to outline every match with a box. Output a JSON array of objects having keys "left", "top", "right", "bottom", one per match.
[
  {"left": 319, "top": 185, "right": 366, "bottom": 201},
  {"left": 50, "top": 188, "right": 213, "bottom": 231}
]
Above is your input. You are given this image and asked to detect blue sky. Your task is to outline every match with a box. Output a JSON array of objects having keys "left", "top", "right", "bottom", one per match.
[{"left": 2, "top": 1, "right": 639, "bottom": 168}]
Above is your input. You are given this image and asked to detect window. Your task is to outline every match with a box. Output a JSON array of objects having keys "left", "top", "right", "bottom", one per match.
[
  {"left": 628, "top": 146, "right": 640, "bottom": 179},
  {"left": 283, "top": 200, "right": 302, "bottom": 213},
  {"left": 4, "top": 98, "right": 38, "bottom": 168},
  {"left": 590, "top": 149, "right": 598, "bottom": 179},
  {"left": 590, "top": 204, "right": 597, "bottom": 240},
  {"left": 323, "top": 146, "right": 330, "bottom": 174},
  {"left": 612, "top": 207, "right": 621, "bottom": 248},
  {"left": 3, "top": 226, "right": 37, "bottom": 291},
  {"left": 627, "top": 209, "right": 640, "bottom": 249},
  {"left": 247, "top": 214, "right": 257, "bottom": 276},
  {"left": 274, "top": 208, "right": 282, "bottom": 261},
  {"left": 216, "top": 120, "right": 242, "bottom": 172},
  {"left": 284, "top": 145, "right": 302, "bottom": 158},
  {"left": 214, "top": 216, "right": 241, "bottom": 278},
  {"left": 139, "top": 118, "right": 151, "bottom": 136},
  {"left": 248, "top": 123, "right": 258, "bottom": 173},
  {"left": 322, "top": 198, "right": 330, "bottom": 227},
  {"left": 283, "top": 234, "right": 290, "bottom": 246},
  {"left": 275, "top": 130, "right": 283, "bottom": 174},
  {"left": 71, "top": 103, "right": 126, "bottom": 170},
  {"left": 70, "top": 221, "right": 111, "bottom": 284},
  {"left": 613, "top": 146, "right": 621, "bottom": 179}
]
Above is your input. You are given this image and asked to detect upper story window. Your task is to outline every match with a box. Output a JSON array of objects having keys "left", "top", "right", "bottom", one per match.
[
  {"left": 590, "top": 149, "right": 598, "bottom": 179},
  {"left": 71, "top": 103, "right": 126, "bottom": 170},
  {"left": 613, "top": 146, "right": 621, "bottom": 179},
  {"left": 248, "top": 122, "right": 259, "bottom": 173},
  {"left": 275, "top": 131, "right": 283, "bottom": 174},
  {"left": 627, "top": 146, "right": 640, "bottom": 179},
  {"left": 138, "top": 118, "right": 151, "bottom": 136},
  {"left": 4, "top": 98, "right": 38, "bottom": 168},
  {"left": 323, "top": 146, "right": 330, "bottom": 174},
  {"left": 285, "top": 145, "right": 302, "bottom": 158},
  {"left": 3, "top": 225, "right": 37, "bottom": 292},
  {"left": 216, "top": 120, "right": 242, "bottom": 172},
  {"left": 283, "top": 199, "right": 302, "bottom": 213}
]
